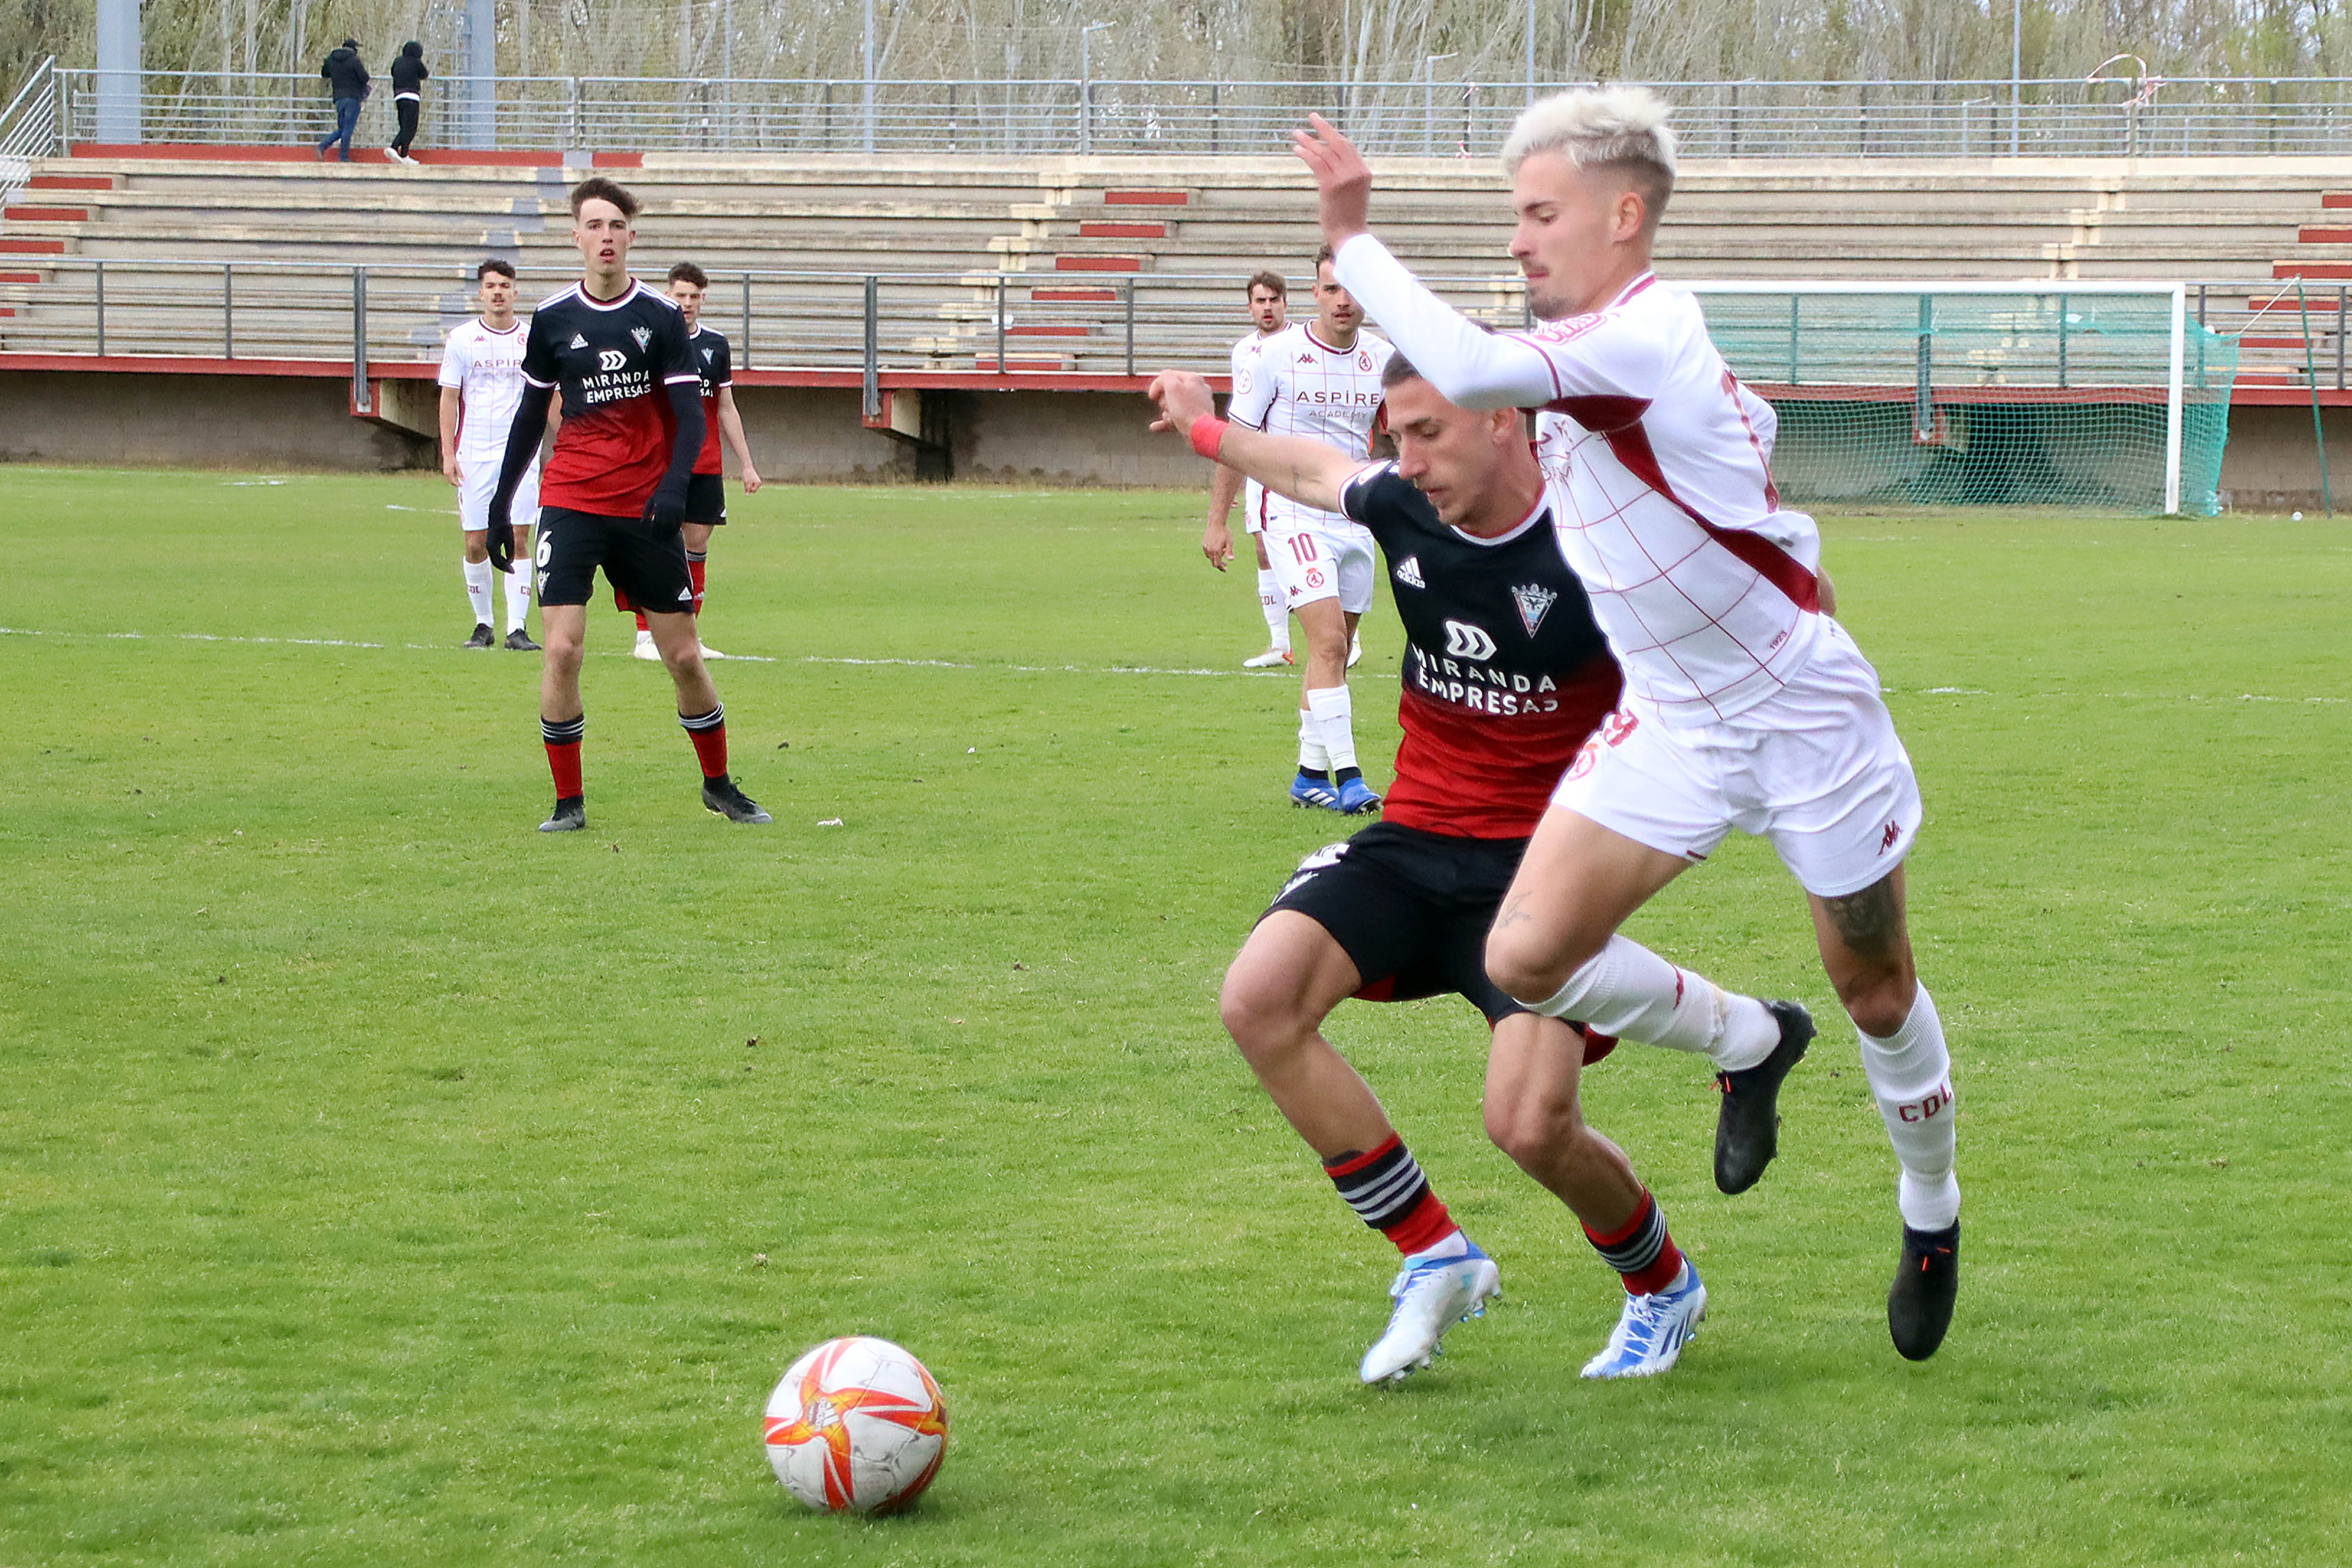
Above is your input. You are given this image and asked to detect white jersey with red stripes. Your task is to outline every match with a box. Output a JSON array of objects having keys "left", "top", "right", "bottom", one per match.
[
  {"left": 1334, "top": 234, "right": 1826, "bottom": 725},
  {"left": 1227, "top": 321, "right": 1393, "bottom": 533}
]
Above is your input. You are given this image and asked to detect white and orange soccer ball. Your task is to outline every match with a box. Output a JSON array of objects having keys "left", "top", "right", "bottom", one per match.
[{"left": 762, "top": 1336, "right": 949, "bottom": 1514}]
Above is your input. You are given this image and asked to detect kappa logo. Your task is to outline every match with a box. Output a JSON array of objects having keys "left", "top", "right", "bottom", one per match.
[
  {"left": 631, "top": 325, "right": 653, "bottom": 350},
  {"left": 1298, "top": 351, "right": 1315, "bottom": 364},
  {"left": 597, "top": 348, "right": 628, "bottom": 372},
  {"left": 1511, "top": 582, "right": 1558, "bottom": 636},
  {"left": 1880, "top": 820, "right": 1902, "bottom": 852},
  {"left": 567, "top": 332, "right": 589, "bottom": 349},
  {"left": 1442, "top": 620, "right": 1498, "bottom": 660},
  {"left": 1393, "top": 555, "right": 1425, "bottom": 589}
]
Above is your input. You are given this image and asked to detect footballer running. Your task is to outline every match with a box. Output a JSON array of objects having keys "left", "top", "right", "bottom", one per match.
[
  {"left": 1297, "top": 89, "right": 1963, "bottom": 1359},
  {"left": 620, "top": 260, "right": 765, "bottom": 664},
  {"left": 1153, "top": 354, "right": 1805, "bottom": 1382},
  {"left": 437, "top": 257, "right": 540, "bottom": 651},
  {"left": 1204, "top": 270, "right": 1295, "bottom": 668},
  {"left": 485, "top": 177, "right": 770, "bottom": 832},
  {"left": 1210, "top": 248, "right": 1391, "bottom": 816}
]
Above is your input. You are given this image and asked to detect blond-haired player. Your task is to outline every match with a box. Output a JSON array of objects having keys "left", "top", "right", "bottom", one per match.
[{"left": 1296, "top": 88, "right": 1961, "bottom": 1361}]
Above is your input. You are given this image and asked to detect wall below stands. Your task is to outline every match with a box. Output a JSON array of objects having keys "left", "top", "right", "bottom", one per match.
[
  {"left": 0, "top": 368, "right": 1202, "bottom": 488},
  {"left": 2216, "top": 404, "right": 2352, "bottom": 511},
  {"left": 0, "top": 368, "right": 430, "bottom": 470}
]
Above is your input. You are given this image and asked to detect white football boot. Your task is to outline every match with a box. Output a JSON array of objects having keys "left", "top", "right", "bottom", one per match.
[
  {"left": 696, "top": 641, "right": 727, "bottom": 660},
  {"left": 1347, "top": 632, "right": 1363, "bottom": 668},
  {"left": 1359, "top": 1240, "right": 1500, "bottom": 1384},
  {"left": 1242, "top": 647, "right": 1294, "bottom": 669},
  {"left": 632, "top": 628, "right": 661, "bottom": 662},
  {"left": 1580, "top": 1261, "right": 1707, "bottom": 1378}
]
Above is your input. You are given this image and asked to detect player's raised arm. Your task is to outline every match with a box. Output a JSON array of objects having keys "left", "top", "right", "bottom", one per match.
[
  {"left": 1149, "top": 371, "right": 1358, "bottom": 515},
  {"left": 1291, "top": 115, "right": 1562, "bottom": 412}
]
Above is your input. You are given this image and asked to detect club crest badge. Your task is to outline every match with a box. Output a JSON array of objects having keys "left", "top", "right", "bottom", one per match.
[
  {"left": 1512, "top": 582, "right": 1559, "bottom": 636},
  {"left": 631, "top": 325, "right": 653, "bottom": 350}
]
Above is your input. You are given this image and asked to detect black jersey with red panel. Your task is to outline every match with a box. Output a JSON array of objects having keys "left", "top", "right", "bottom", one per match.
[
  {"left": 687, "top": 325, "right": 733, "bottom": 475},
  {"left": 1337, "top": 463, "right": 1622, "bottom": 839},
  {"left": 521, "top": 279, "right": 699, "bottom": 516}
]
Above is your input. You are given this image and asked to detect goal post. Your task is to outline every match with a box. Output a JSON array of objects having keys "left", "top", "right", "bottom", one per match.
[{"left": 1682, "top": 281, "right": 2233, "bottom": 515}]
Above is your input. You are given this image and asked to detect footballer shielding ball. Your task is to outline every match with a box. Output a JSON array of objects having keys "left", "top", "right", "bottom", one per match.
[{"left": 763, "top": 1336, "right": 948, "bottom": 1513}]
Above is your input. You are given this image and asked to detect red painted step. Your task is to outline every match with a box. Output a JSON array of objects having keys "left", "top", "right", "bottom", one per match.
[
  {"left": 2298, "top": 225, "right": 2352, "bottom": 243},
  {"left": 1031, "top": 286, "right": 1118, "bottom": 301},
  {"left": 2276, "top": 261, "right": 2352, "bottom": 278},
  {"left": 2324, "top": 192, "right": 2352, "bottom": 209},
  {"left": 974, "top": 355, "right": 1076, "bottom": 372},
  {"left": 0, "top": 269, "right": 46, "bottom": 282},
  {"left": 28, "top": 175, "right": 115, "bottom": 191},
  {"left": 1105, "top": 190, "right": 1188, "bottom": 206},
  {"left": 1079, "top": 221, "right": 1166, "bottom": 239},
  {"left": 1006, "top": 324, "right": 1090, "bottom": 337},
  {"left": 5, "top": 207, "right": 90, "bottom": 223},
  {"left": 1054, "top": 255, "right": 1142, "bottom": 272},
  {"left": 0, "top": 238, "right": 66, "bottom": 254},
  {"left": 2241, "top": 335, "right": 2328, "bottom": 348},
  {"left": 2242, "top": 293, "right": 2343, "bottom": 311}
]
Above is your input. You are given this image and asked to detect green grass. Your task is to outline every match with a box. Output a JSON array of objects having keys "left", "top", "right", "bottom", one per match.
[{"left": 2, "top": 467, "right": 2348, "bottom": 1566}]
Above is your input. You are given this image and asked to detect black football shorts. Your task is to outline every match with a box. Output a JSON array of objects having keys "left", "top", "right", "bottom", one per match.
[
  {"left": 685, "top": 473, "right": 728, "bottom": 527},
  {"left": 534, "top": 506, "right": 695, "bottom": 613},
  {"left": 1262, "top": 821, "right": 1612, "bottom": 1056}
]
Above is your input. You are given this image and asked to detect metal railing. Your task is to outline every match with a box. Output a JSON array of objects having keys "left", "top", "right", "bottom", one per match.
[
  {"left": 0, "top": 259, "right": 2337, "bottom": 397},
  {"left": 0, "top": 56, "right": 58, "bottom": 204},
  {"left": 37, "top": 68, "right": 2352, "bottom": 159}
]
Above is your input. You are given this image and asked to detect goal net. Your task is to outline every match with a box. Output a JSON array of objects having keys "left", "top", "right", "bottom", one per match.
[{"left": 1686, "top": 282, "right": 2235, "bottom": 515}]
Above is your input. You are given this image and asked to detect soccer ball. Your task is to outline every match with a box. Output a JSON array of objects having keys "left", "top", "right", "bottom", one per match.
[{"left": 762, "top": 1336, "right": 949, "bottom": 1513}]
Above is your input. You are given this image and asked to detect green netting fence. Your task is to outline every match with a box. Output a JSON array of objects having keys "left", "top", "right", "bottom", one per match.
[{"left": 1691, "top": 286, "right": 2235, "bottom": 514}]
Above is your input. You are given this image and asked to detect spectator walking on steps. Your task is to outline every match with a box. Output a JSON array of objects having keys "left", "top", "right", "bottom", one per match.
[
  {"left": 387, "top": 42, "right": 429, "bottom": 165},
  {"left": 315, "top": 39, "right": 370, "bottom": 162}
]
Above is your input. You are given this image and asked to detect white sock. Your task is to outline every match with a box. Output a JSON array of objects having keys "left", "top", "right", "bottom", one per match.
[
  {"left": 462, "top": 558, "right": 494, "bottom": 628},
  {"left": 504, "top": 565, "right": 531, "bottom": 636},
  {"left": 1296, "top": 712, "right": 1329, "bottom": 773},
  {"left": 1858, "top": 985, "right": 1961, "bottom": 1230},
  {"left": 1527, "top": 935, "right": 1778, "bottom": 1067},
  {"left": 1257, "top": 569, "right": 1288, "bottom": 650},
  {"left": 1403, "top": 1229, "right": 1469, "bottom": 1265},
  {"left": 1306, "top": 684, "right": 1357, "bottom": 772}
]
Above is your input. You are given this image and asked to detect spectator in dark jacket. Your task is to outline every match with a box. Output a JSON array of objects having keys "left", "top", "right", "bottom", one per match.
[
  {"left": 386, "top": 42, "right": 429, "bottom": 165},
  {"left": 315, "top": 40, "right": 370, "bottom": 162}
]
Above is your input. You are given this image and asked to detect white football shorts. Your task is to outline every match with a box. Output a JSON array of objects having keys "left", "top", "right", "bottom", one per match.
[
  {"left": 1550, "top": 621, "right": 1922, "bottom": 899},
  {"left": 1264, "top": 504, "right": 1376, "bottom": 614},
  {"left": 457, "top": 452, "right": 540, "bottom": 534},
  {"left": 1242, "top": 477, "right": 1268, "bottom": 536}
]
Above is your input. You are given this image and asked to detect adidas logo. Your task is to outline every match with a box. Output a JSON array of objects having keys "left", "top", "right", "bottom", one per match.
[
  {"left": 1512, "top": 582, "right": 1558, "bottom": 635},
  {"left": 567, "top": 332, "right": 587, "bottom": 349},
  {"left": 1394, "top": 555, "right": 1425, "bottom": 589}
]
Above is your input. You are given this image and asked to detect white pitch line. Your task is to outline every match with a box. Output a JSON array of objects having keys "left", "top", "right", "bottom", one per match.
[{"left": 0, "top": 627, "right": 1285, "bottom": 677}]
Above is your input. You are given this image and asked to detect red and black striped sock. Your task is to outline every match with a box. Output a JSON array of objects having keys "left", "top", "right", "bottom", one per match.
[
  {"left": 541, "top": 713, "right": 584, "bottom": 799},
  {"left": 679, "top": 703, "right": 727, "bottom": 780},
  {"left": 1324, "top": 1133, "right": 1459, "bottom": 1257},
  {"left": 1583, "top": 1190, "right": 1684, "bottom": 1296}
]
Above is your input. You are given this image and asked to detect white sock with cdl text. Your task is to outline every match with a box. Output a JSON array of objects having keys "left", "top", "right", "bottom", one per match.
[
  {"left": 1526, "top": 935, "right": 1779, "bottom": 1066},
  {"left": 1257, "top": 569, "right": 1288, "bottom": 650},
  {"left": 462, "top": 558, "right": 494, "bottom": 628},
  {"left": 1858, "top": 985, "right": 1961, "bottom": 1231}
]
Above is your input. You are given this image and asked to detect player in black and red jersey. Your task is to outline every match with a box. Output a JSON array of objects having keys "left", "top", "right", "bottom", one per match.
[
  {"left": 485, "top": 177, "right": 769, "bottom": 832},
  {"left": 620, "top": 261, "right": 765, "bottom": 663},
  {"left": 1149, "top": 354, "right": 1806, "bottom": 1386}
]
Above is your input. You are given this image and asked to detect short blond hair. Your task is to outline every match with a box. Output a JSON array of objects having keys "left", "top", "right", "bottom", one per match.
[{"left": 1502, "top": 86, "right": 1677, "bottom": 223}]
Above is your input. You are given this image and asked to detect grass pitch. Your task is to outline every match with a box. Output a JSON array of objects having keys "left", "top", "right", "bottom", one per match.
[{"left": 2, "top": 466, "right": 2348, "bottom": 1566}]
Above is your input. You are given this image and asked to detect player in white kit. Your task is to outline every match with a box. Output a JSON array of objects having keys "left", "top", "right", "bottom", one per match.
[
  {"left": 438, "top": 258, "right": 541, "bottom": 650},
  {"left": 1203, "top": 272, "right": 1293, "bottom": 667},
  {"left": 1222, "top": 248, "right": 1393, "bottom": 815},
  {"left": 1298, "top": 90, "right": 1962, "bottom": 1362}
]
